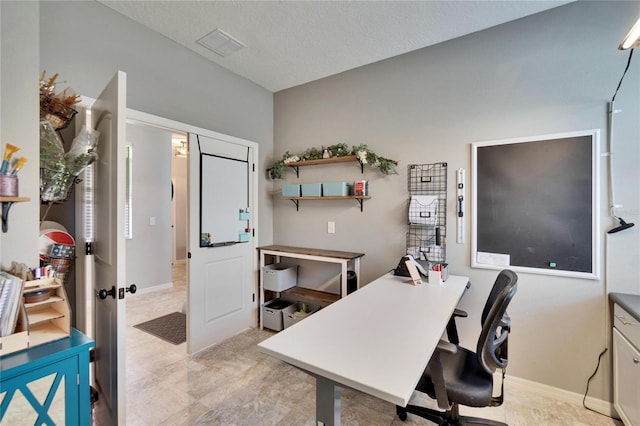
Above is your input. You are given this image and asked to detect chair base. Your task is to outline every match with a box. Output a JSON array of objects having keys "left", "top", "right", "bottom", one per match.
[{"left": 396, "top": 404, "right": 508, "bottom": 426}]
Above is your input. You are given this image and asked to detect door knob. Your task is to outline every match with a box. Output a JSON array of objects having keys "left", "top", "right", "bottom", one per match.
[
  {"left": 98, "top": 286, "right": 116, "bottom": 299},
  {"left": 126, "top": 284, "right": 137, "bottom": 294}
]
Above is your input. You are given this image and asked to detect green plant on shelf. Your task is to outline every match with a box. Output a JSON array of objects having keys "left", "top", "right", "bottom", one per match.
[{"left": 268, "top": 143, "right": 398, "bottom": 179}]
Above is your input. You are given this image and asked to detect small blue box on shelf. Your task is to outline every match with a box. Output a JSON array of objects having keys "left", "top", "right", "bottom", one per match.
[
  {"left": 322, "top": 181, "right": 349, "bottom": 196},
  {"left": 282, "top": 184, "right": 301, "bottom": 197},
  {"left": 301, "top": 183, "right": 322, "bottom": 197}
]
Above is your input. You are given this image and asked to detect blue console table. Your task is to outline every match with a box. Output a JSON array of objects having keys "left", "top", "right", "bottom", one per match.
[{"left": 0, "top": 328, "right": 94, "bottom": 425}]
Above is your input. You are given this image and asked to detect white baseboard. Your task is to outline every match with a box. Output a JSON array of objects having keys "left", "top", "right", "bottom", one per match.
[
  {"left": 506, "top": 375, "right": 620, "bottom": 420},
  {"left": 130, "top": 282, "right": 173, "bottom": 296}
]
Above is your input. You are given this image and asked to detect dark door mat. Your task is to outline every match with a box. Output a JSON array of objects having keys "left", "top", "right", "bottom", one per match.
[{"left": 133, "top": 312, "right": 186, "bottom": 345}]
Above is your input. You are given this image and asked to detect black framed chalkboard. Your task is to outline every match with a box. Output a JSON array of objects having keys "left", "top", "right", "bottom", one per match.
[{"left": 471, "top": 130, "right": 599, "bottom": 279}]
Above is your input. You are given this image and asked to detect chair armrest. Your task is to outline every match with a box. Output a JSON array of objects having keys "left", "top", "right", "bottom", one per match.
[
  {"left": 436, "top": 339, "right": 458, "bottom": 353},
  {"left": 446, "top": 309, "right": 467, "bottom": 344},
  {"left": 452, "top": 308, "right": 468, "bottom": 318},
  {"left": 427, "top": 344, "right": 452, "bottom": 409}
]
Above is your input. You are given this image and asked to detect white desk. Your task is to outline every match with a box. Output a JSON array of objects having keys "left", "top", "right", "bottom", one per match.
[{"left": 257, "top": 272, "right": 469, "bottom": 425}]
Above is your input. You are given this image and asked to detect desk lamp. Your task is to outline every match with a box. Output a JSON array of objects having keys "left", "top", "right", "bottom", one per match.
[
  {"left": 619, "top": 17, "right": 640, "bottom": 50},
  {"left": 608, "top": 216, "right": 635, "bottom": 234}
]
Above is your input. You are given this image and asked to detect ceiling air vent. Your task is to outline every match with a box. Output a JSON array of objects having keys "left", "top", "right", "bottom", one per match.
[{"left": 197, "top": 28, "right": 245, "bottom": 57}]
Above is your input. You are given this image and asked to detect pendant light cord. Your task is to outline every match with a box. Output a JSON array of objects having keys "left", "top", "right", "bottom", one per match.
[{"left": 611, "top": 49, "right": 633, "bottom": 104}]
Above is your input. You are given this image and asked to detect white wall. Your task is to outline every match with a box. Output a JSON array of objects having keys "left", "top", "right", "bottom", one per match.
[
  {"left": 38, "top": 0, "right": 274, "bottom": 246},
  {"left": 273, "top": 1, "right": 640, "bottom": 401},
  {"left": 125, "top": 123, "right": 172, "bottom": 291},
  {"left": 0, "top": 2, "right": 40, "bottom": 268}
]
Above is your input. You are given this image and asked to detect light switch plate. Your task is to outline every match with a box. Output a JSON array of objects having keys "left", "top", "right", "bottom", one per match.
[{"left": 328, "top": 221, "right": 335, "bottom": 234}]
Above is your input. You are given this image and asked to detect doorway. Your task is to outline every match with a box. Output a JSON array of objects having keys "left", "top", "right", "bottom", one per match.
[
  {"left": 71, "top": 84, "right": 258, "bottom": 424},
  {"left": 123, "top": 123, "right": 188, "bottom": 343},
  {"left": 171, "top": 133, "right": 188, "bottom": 267}
]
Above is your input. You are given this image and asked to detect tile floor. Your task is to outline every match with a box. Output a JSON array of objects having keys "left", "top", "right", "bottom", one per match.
[{"left": 97, "top": 263, "right": 622, "bottom": 425}]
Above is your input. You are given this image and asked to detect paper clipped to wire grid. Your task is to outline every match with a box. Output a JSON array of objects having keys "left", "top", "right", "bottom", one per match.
[{"left": 409, "top": 195, "right": 438, "bottom": 225}]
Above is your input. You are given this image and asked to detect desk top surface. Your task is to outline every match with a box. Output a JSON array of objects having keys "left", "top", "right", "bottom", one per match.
[
  {"left": 257, "top": 273, "right": 469, "bottom": 406},
  {"left": 258, "top": 245, "right": 365, "bottom": 260}
]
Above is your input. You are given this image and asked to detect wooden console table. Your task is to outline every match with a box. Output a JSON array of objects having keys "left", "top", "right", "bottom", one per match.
[{"left": 258, "top": 245, "right": 364, "bottom": 329}]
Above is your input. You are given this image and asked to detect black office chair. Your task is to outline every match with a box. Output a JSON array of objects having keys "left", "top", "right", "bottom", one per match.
[{"left": 397, "top": 269, "right": 518, "bottom": 426}]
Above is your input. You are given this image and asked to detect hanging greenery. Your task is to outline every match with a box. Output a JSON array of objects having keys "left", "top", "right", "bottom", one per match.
[{"left": 268, "top": 143, "right": 398, "bottom": 179}]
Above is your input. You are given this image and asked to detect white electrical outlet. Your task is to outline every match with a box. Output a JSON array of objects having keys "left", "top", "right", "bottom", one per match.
[
  {"left": 149, "top": 216, "right": 156, "bottom": 226},
  {"left": 327, "top": 221, "right": 335, "bottom": 234}
]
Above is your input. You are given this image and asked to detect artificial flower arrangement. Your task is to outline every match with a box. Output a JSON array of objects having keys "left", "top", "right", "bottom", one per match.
[
  {"left": 39, "top": 71, "right": 81, "bottom": 130},
  {"left": 268, "top": 143, "right": 398, "bottom": 179},
  {"left": 40, "top": 121, "right": 100, "bottom": 202},
  {"left": 39, "top": 71, "right": 100, "bottom": 202}
]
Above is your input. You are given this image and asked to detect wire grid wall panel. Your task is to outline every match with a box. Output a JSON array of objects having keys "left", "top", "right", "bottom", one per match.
[{"left": 406, "top": 163, "right": 447, "bottom": 264}]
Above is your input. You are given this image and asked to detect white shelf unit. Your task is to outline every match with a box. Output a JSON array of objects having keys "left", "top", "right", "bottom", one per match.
[{"left": 258, "top": 245, "right": 364, "bottom": 329}]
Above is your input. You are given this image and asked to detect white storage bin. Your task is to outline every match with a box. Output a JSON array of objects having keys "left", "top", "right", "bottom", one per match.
[
  {"left": 262, "top": 299, "right": 295, "bottom": 331},
  {"left": 263, "top": 263, "right": 298, "bottom": 292},
  {"left": 283, "top": 301, "right": 320, "bottom": 329}
]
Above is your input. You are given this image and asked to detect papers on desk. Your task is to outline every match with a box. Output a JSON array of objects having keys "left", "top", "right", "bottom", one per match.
[{"left": 409, "top": 195, "right": 438, "bottom": 225}]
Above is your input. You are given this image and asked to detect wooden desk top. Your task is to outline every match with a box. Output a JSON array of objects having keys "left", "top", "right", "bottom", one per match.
[{"left": 258, "top": 245, "right": 364, "bottom": 260}]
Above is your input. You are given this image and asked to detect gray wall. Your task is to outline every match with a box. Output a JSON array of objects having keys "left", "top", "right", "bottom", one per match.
[
  {"left": 39, "top": 0, "right": 274, "bottom": 246},
  {"left": 125, "top": 123, "right": 173, "bottom": 291},
  {"left": 274, "top": 1, "right": 640, "bottom": 401},
  {"left": 0, "top": 1, "right": 40, "bottom": 268}
]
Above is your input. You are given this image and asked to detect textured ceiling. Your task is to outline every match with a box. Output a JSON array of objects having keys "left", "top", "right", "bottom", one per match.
[{"left": 99, "top": 1, "right": 572, "bottom": 92}]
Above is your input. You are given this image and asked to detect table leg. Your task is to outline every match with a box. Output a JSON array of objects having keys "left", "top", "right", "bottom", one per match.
[
  {"left": 259, "top": 251, "right": 265, "bottom": 329},
  {"left": 316, "top": 376, "right": 342, "bottom": 426},
  {"left": 340, "top": 261, "right": 348, "bottom": 297}
]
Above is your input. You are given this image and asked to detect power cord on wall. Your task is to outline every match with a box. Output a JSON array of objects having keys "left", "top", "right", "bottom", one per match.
[
  {"left": 607, "top": 48, "right": 636, "bottom": 233},
  {"left": 582, "top": 347, "right": 613, "bottom": 419}
]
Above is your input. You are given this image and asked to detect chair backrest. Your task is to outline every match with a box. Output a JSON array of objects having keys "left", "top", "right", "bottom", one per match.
[{"left": 476, "top": 269, "right": 518, "bottom": 375}]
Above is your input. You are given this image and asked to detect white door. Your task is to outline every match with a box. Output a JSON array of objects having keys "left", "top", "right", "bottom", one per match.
[
  {"left": 92, "top": 71, "right": 128, "bottom": 425},
  {"left": 187, "top": 133, "right": 256, "bottom": 353}
]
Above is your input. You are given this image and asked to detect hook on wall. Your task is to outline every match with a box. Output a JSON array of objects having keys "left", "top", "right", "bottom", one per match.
[{"left": 608, "top": 216, "right": 635, "bottom": 234}]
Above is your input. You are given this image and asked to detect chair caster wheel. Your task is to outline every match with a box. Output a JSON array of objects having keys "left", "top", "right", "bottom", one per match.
[{"left": 396, "top": 405, "right": 408, "bottom": 421}]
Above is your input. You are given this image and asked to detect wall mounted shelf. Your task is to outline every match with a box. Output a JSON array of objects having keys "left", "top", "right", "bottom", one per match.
[
  {"left": 0, "top": 197, "right": 30, "bottom": 233},
  {"left": 287, "top": 155, "right": 363, "bottom": 178},
  {"left": 283, "top": 195, "right": 371, "bottom": 212}
]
